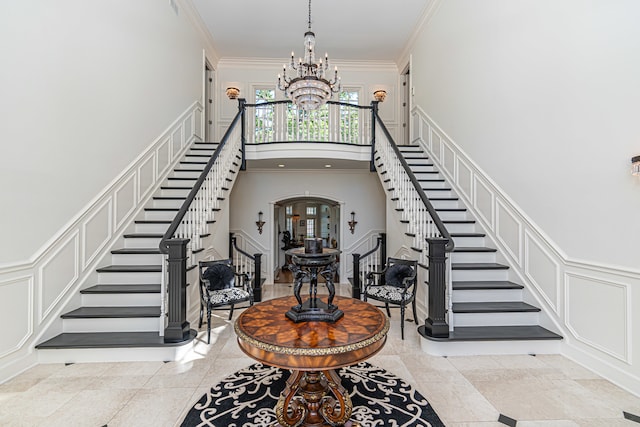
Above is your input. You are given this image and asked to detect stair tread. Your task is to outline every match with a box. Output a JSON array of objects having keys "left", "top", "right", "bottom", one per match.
[
  {"left": 444, "top": 220, "right": 475, "bottom": 224},
  {"left": 135, "top": 220, "right": 171, "bottom": 224},
  {"left": 452, "top": 262, "right": 509, "bottom": 270},
  {"left": 61, "top": 306, "right": 161, "bottom": 318},
  {"left": 453, "top": 280, "right": 524, "bottom": 290},
  {"left": 453, "top": 247, "right": 497, "bottom": 253},
  {"left": 81, "top": 284, "right": 161, "bottom": 294},
  {"left": 446, "top": 325, "right": 562, "bottom": 341},
  {"left": 453, "top": 301, "right": 540, "bottom": 313},
  {"left": 123, "top": 233, "right": 163, "bottom": 238},
  {"left": 111, "top": 248, "right": 161, "bottom": 255},
  {"left": 153, "top": 196, "right": 186, "bottom": 200},
  {"left": 96, "top": 265, "right": 162, "bottom": 273},
  {"left": 451, "top": 232, "right": 486, "bottom": 237},
  {"left": 36, "top": 331, "right": 195, "bottom": 349}
]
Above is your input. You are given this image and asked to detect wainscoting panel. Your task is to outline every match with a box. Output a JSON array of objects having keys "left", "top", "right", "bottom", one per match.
[
  {"left": 495, "top": 199, "right": 522, "bottom": 267},
  {"left": 82, "top": 198, "right": 113, "bottom": 270},
  {"left": 473, "top": 176, "right": 494, "bottom": 230},
  {"left": 114, "top": 173, "right": 137, "bottom": 231},
  {"left": 524, "top": 231, "right": 560, "bottom": 313},
  {"left": 138, "top": 154, "right": 156, "bottom": 202},
  {"left": 156, "top": 137, "right": 171, "bottom": 179},
  {"left": 38, "top": 232, "right": 79, "bottom": 322},
  {"left": 565, "top": 273, "right": 629, "bottom": 363},
  {"left": 0, "top": 101, "right": 203, "bottom": 384},
  {"left": 456, "top": 158, "right": 474, "bottom": 204},
  {"left": 411, "top": 104, "right": 640, "bottom": 396},
  {"left": 442, "top": 141, "right": 456, "bottom": 178},
  {"left": 0, "top": 276, "right": 33, "bottom": 358}
]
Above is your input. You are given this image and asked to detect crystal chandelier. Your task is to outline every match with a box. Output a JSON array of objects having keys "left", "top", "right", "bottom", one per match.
[{"left": 277, "top": 0, "right": 341, "bottom": 110}]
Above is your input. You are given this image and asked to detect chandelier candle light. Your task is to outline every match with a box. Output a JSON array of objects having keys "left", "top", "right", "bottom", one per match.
[{"left": 277, "top": 0, "right": 341, "bottom": 110}]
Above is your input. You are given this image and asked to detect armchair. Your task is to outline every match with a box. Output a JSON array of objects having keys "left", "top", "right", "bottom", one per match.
[
  {"left": 363, "top": 257, "right": 418, "bottom": 339},
  {"left": 198, "top": 259, "right": 253, "bottom": 344}
]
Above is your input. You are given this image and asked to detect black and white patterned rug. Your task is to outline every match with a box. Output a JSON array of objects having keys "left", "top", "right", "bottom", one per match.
[{"left": 181, "top": 362, "right": 444, "bottom": 427}]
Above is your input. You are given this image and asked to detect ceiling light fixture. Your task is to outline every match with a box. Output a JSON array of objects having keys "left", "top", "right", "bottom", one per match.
[{"left": 277, "top": 0, "right": 340, "bottom": 110}]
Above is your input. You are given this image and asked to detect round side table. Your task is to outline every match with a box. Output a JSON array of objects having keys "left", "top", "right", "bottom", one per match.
[{"left": 235, "top": 295, "right": 389, "bottom": 427}]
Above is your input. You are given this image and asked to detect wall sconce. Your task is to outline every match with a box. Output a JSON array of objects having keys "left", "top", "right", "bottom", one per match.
[
  {"left": 348, "top": 211, "right": 357, "bottom": 234},
  {"left": 373, "top": 90, "right": 387, "bottom": 102},
  {"left": 226, "top": 87, "right": 240, "bottom": 100},
  {"left": 256, "top": 211, "right": 265, "bottom": 234},
  {"left": 632, "top": 156, "right": 640, "bottom": 176}
]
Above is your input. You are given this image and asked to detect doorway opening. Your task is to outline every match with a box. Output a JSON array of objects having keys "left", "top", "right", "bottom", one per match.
[{"left": 273, "top": 197, "right": 341, "bottom": 284}]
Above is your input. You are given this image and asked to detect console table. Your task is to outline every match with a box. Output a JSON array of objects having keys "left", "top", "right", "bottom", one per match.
[{"left": 235, "top": 295, "right": 389, "bottom": 427}]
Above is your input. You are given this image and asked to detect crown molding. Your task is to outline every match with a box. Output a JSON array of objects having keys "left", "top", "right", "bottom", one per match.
[
  {"left": 395, "top": 0, "right": 443, "bottom": 68},
  {"left": 217, "top": 57, "right": 398, "bottom": 73},
  {"left": 178, "top": 0, "right": 220, "bottom": 66}
]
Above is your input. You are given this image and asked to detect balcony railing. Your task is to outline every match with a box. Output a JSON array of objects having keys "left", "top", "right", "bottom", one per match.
[{"left": 244, "top": 100, "right": 372, "bottom": 145}]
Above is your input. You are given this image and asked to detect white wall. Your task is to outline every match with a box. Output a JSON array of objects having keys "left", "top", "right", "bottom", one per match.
[
  {"left": 0, "top": 0, "right": 214, "bottom": 264},
  {"left": 409, "top": 0, "right": 640, "bottom": 270},
  {"left": 229, "top": 168, "right": 386, "bottom": 283},
  {"left": 407, "top": 0, "right": 640, "bottom": 396},
  {"left": 215, "top": 59, "right": 402, "bottom": 142}
]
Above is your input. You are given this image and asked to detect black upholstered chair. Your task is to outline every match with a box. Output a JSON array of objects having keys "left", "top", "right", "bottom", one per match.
[
  {"left": 363, "top": 257, "right": 418, "bottom": 340},
  {"left": 198, "top": 259, "right": 253, "bottom": 344}
]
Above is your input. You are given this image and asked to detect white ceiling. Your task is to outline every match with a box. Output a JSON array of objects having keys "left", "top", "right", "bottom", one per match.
[{"left": 191, "top": 0, "right": 431, "bottom": 62}]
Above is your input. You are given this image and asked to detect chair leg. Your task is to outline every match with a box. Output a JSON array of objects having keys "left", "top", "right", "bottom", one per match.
[
  {"left": 228, "top": 304, "right": 235, "bottom": 320},
  {"left": 400, "top": 304, "right": 406, "bottom": 340},
  {"left": 198, "top": 300, "right": 203, "bottom": 328},
  {"left": 207, "top": 306, "right": 212, "bottom": 344},
  {"left": 412, "top": 298, "right": 417, "bottom": 323},
  {"left": 385, "top": 303, "right": 391, "bottom": 317}
]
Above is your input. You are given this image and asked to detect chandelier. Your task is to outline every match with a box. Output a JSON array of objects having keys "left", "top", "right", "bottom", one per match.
[{"left": 277, "top": 0, "right": 341, "bottom": 110}]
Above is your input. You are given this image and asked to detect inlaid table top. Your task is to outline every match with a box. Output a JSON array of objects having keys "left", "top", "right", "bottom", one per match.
[{"left": 235, "top": 295, "right": 389, "bottom": 371}]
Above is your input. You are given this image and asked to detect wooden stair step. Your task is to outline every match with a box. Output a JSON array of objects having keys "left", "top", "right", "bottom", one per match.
[
  {"left": 452, "top": 263, "right": 509, "bottom": 270},
  {"left": 452, "top": 301, "right": 540, "bottom": 313},
  {"left": 123, "top": 233, "right": 163, "bottom": 239},
  {"left": 446, "top": 325, "right": 562, "bottom": 341},
  {"left": 453, "top": 247, "right": 497, "bottom": 253},
  {"left": 96, "top": 265, "right": 162, "bottom": 273},
  {"left": 110, "top": 248, "right": 161, "bottom": 255},
  {"left": 81, "top": 284, "right": 160, "bottom": 294},
  {"left": 61, "top": 306, "right": 161, "bottom": 318},
  {"left": 36, "top": 331, "right": 195, "bottom": 349},
  {"left": 453, "top": 281, "right": 524, "bottom": 290}
]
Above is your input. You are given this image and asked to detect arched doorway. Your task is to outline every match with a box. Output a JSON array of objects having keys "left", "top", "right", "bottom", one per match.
[{"left": 273, "top": 197, "right": 341, "bottom": 283}]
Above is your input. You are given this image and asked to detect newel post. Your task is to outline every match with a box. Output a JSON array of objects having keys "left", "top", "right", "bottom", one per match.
[
  {"left": 164, "top": 238, "right": 191, "bottom": 343},
  {"left": 239, "top": 98, "right": 247, "bottom": 170},
  {"left": 370, "top": 101, "right": 379, "bottom": 172},
  {"left": 423, "top": 237, "right": 449, "bottom": 338},
  {"left": 253, "top": 253, "right": 262, "bottom": 302},
  {"left": 352, "top": 253, "right": 361, "bottom": 299}
]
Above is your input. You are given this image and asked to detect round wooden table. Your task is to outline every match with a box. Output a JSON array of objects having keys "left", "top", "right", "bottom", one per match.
[{"left": 235, "top": 295, "right": 389, "bottom": 427}]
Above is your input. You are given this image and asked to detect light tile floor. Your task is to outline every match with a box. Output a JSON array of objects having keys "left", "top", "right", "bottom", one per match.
[{"left": 1, "top": 283, "right": 639, "bottom": 426}]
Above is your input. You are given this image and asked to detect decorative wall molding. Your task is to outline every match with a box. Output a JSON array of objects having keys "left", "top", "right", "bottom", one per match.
[
  {"left": 0, "top": 102, "right": 203, "bottom": 384},
  {"left": 412, "top": 104, "right": 640, "bottom": 396},
  {"left": 0, "top": 276, "right": 34, "bottom": 359}
]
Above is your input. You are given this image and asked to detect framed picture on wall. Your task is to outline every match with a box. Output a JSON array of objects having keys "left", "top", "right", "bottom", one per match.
[{"left": 299, "top": 220, "right": 305, "bottom": 227}]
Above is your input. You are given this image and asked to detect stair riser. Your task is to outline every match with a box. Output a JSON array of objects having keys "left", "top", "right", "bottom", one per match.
[
  {"left": 434, "top": 211, "right": 468, "bottom": 221},
  {"left": 187, "top": 149, "right": 215, "bottom": 157},
  {"left": 453, "top": 312, "right": 540, "bottom": 327},
  {"left": 160, "top": 188, "right": 191, "bottom": 197},
  {"left": 420, "top": 337, "right": 561, "bottom": 357},
  {"left": 98, "top": 272, "right": 162, "bottom": 284},
  {"left": 429, "top": 200, "right": 460, "bottom": 209},
  {"left": 443, "top": 223, "right": 476, "bottom": 233},
  {"left": 411, "top": 165, "right": 437, "bottom": 173},
  {"left": 416, "top": 180, "right": 447, "bottom": 189},
  {"left": 452, "top": 289, "right": 523, "bottom": 303},
  {"left": 424, "top": 190, "right": 454, "bottom": 198},
  {"left": 145, "top": 210, "right": 179, "bottom": 221},
  {"left": 172, "top": 170, "right": 203, "bottom": 179},
  {"left": 81, "top": 293, "right": 161, "bottom": 307},
  {"left": 451, "top": 269, "right": 509, "bottom": 282},
  {"left": 62, "top": 317, "right": 160, "bottom": 333},
  {"left": 452, "top": 236, "right": 486, "bottom": 247},
  {"left": 152, "top": 199, "right": 185, "bottom": 209},
  {"left": 134, "top": 223, "right": 168, "bottom": 233},
  {"left": 37, "top": 342, "right": 195, "bottom": 364},
  {"left": 124, "top": 237, "right": 162, "bottom": 249},
  {"left": 451, "top": 252, "right": 497, "bottom": 264},
  {"left": 111, "top": 253, "right": 164, "bottom": 265}
]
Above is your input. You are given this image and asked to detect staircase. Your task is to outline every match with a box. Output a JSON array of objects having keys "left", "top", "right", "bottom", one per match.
[
  {"left": 395, "top": 145, "right": 562, "bottom": 355},
  {"left": 36, "top": 141, "right": 224, "bottom": 362}
]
